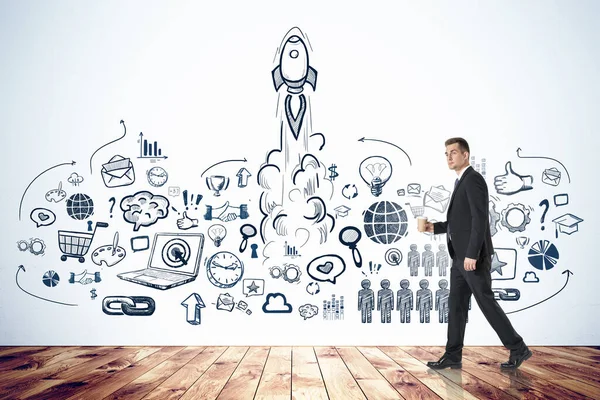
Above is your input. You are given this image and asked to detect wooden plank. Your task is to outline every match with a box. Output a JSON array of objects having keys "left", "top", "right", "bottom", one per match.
[
  {"left": 19, "top": 347, "right": 168, "bottom": 399},
  {"left": 143, "top": 346, "right": 228, "bottom": 400},
  {"left": 469, "top": 347, "right": 599, "bottom": 399},
  {"left": 337, "top": 346, "right": 404, "bottom": 399},
  {"left": 0, "top": 347, "right": 48, "bottom": 358},
  {"left": 254, "top": 347, "right": 291, "bottom": 400},
  {"left": 290, "top": 347, "right": 328, "bottom": 400},
  {"left": 104, "top": 347, "right": 205, "bottom": 400},
  {"left": 218, "top": 347, "right": 270, "bottom": 400},
  {"left": 314, "top": 346, "right": 366, "bottom": 400},
  {"left": 539, "top": 346, "right": 600, "bottom": 363},
  {"left": 358, "top": 347, "right": 439, "bottom": 400},
  {"left": 0, "top": 347, "right": 92, "bottom": 378},
  {"left": 0, "top": 347, "right": 134, "bottom": 399},
  {"left": 179, "top": 347, "right": 248, "bottom": 400},
  {"left": 460, "top": 347, "right": 588, "bottom": 400},
  {"left": 380, "top": 346, "right": 478, "bottom": 400},
  {"left": 555, "top": 346, "right": 600, "bottom": 357},
  {"left": 0, "top": 347, "right": 58, "bottom": 372}
]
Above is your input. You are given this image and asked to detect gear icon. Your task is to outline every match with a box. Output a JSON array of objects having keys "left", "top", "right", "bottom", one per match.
[
  {"left": 489, "top": 200, "right": 501, "bottom": 236},
  {"left": 17, "top": 240, "right": 29, "bottom": 252},
  {"left": 500, "top": 203, "right": 531, "bottom": 233},
  {"left": 269, "top": 266, "right": 283, "bottom": 279},
  {"left": 28, "top": 238, "right": 46, "bottom": 256},
  {"left": 282, "top": 264, "right": 301, "bottom": 283}
]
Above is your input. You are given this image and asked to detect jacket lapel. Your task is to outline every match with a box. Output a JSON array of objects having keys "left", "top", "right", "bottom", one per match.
[{"left": 448, "top": 166, "right": 473, "bottom": 212}]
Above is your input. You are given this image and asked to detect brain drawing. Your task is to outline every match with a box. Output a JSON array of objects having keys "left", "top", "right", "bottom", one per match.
[{"left": 120, "top": 191, "right": 169, "bottom": 231}]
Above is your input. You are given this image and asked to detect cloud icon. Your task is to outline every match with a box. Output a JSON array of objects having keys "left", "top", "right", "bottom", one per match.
[
  {"left": 67, "top": 172, "right": 84, "bottom": 185},
  {"left": 120, "top": 191, "right": 169, "bottom": 231},
  {"left": 523, "top": 271, "right": 540, "bottom": 283},
  {"left": 262, "top": 292, "right": 292, "bottom": 313},
  {"left": 306, "top": 254, "right": 346, "bottom": 284},
  {"left": 299, "top": 304, "right": 318, "bottom": 320}
]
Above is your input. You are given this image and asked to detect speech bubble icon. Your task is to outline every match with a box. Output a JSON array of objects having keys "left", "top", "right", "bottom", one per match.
[
  {"left": 168, "top": 186, "right": 181, "bottom": 197},
  {"left": 307, "top": 254, "right": 346, "bottom": 284},
  {"left": 242, "top": 279, "right": 265, "bottom": 297},
  {"left": 30, "top": 208, "right": 56, "bottom": 227},
  {"left": 130, "top": 236, "right": 150, "bottom": 252}
]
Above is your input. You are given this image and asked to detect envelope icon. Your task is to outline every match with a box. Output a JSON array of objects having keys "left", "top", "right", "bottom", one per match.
[
  {"left": 407, "top": 183, "right": 421, "bottom": 195},
  {"left": 101, "top": 155, "right": 135, "bottom": 188},
  {"left": 541, "top": 167, "right": 560, "bottom": 186},
  {"left": 217, "top": 293, "right": 235, "bottom": 312},
  {"left": 424, "top": 185, "right": 450, "bottom": 213}
]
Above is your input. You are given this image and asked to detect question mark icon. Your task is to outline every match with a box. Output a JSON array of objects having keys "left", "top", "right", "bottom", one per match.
[
  {"left": 108, "top": 197, "right": 116, "bottom": 218},
  {"left": 539, "top": 199, "right": 549, "bottom": 230}
]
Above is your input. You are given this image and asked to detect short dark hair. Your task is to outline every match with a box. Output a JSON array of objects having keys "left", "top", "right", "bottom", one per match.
[{"left": 445, "top": 137, "right": 470, "bottom": 154}]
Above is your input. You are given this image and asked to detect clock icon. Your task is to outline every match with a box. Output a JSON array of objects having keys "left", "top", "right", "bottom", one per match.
[
  {"left": 147, "top": 167, "right": 168, "bottom": 187},
  {"left": 206, "top": 251, "right": 244, "bottom": 288}
]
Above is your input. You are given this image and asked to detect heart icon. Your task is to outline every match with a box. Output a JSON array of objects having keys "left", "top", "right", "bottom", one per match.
[
  {"left": 38, "top": 212, "right": 50, "bottom": 221},
  {"left": 316, "top": 262, "right": 334, "bottom": 274}
]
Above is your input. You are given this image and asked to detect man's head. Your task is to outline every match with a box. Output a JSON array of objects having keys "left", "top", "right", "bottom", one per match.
[{"left": 444, "top": 137, "right": 470, "bottom": 171}]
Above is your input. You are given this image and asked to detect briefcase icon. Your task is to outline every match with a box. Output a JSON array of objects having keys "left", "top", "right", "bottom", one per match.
[
  {"left": 216, "top": 293, "right": 235, "bottom": 312},
  {"left": 101, "top": 155, "right": 135, "bottom": 188},
  {"left": 541, "top": 167, "right": 560, "bottom": 186}
]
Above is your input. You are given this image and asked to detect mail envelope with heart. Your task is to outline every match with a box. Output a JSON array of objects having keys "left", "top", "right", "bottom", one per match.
[
  {"left": 407, "top": 183, "right": 421, "bottom": 195},
  {"left": 217, "top": 293, "right": 235, "bottom": 312},
  {"left": 424, "top": 185, "right": 450, "bottom": 213},
  {"left": 101, "top": 155, "right": 135, "bottom": 188},
  {"left": 541, "top": 167, "right": 561, "bottom": 186}
]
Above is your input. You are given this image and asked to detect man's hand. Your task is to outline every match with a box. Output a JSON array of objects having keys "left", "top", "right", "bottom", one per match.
[
  {"left": 464, "top": 257, "right": 477, "bottom": 271},
  {"left": 424, "top": 222, "right": 434, "bottom": 233}
]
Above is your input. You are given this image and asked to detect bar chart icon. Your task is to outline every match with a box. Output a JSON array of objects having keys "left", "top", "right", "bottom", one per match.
[
  {"left": 138, "top": 132, "right": 168, "bottom": 159},
  {"left": 284, "top": 241, "right": 300, "bottom": 258}
]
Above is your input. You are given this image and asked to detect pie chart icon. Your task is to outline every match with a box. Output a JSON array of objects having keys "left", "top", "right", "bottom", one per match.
[
  {"left": 528, "top": 240, "right": 559, "bottom": 271},
  {"left": 42, "top": 270, "right": 60, "bottom": 287}
]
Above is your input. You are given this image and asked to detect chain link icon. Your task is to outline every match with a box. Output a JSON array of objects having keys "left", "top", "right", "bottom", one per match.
[
  {"left": 102, "top": 296, "right": 155, "bottom": 316},
  {"left": 493, "top": 288, "right": 521, "bottom": 301}
]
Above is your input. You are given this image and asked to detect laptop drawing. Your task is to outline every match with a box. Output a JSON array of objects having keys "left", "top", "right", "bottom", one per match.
[{"left": 118, "top": 233, "right": 204, "bottom": 290}]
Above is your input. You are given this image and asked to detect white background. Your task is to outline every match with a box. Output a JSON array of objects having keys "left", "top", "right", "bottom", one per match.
[{"left": 1, "top": 0, "right": 599, "bottom": 345}]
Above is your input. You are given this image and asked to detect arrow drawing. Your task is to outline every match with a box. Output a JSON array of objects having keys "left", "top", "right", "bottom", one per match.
[
  {"left": 201, "top": 158, "right": 247, "bottom": 177},
  {"left": 90, "top": 119, "right": 127, "bottom": 174},
  {"left": 358, "top": 137, "right": 412, "bottom": 166},
  {"left": 236, "top": 168, "right": 252, "bottom": 187},
  {"left": 506, "top": 269, "right": 573, "bottom": 314},
  {"left": 19, "top": 160, "right": 76, "bottom": 220},
  {"left": 16, "top": 265, "right": 78, "bottom": 306},
  {"left": 181, "top": 293, "right": 205, "bottom": 325},
  {"left": 516, "top": 147, "right": 571, "bottom": 183}
]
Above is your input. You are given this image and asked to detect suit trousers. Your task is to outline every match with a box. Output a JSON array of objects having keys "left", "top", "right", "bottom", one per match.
[{"left": 445, "top": 254, "right": 525, "bottom": 361}]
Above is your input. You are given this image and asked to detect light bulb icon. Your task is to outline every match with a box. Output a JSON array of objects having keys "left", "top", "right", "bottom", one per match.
[
  {"left": 208, "top": 224, "right": 227, "bottom": 247},
  {"left": 359, "top": 156, "right": 393, "bottom": 197}
]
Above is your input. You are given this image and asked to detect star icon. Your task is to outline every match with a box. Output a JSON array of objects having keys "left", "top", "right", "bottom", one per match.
[
  {"left": 247, "top": 280, "right": 260, "bottom": 293},
  {"left": 490, "top": 252, "right": 507, "bottom": 275}
]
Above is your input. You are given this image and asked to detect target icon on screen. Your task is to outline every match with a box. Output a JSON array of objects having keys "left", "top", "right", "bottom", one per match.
[{"left": 162, "top": 238, "right": 192, "bottom": 268}]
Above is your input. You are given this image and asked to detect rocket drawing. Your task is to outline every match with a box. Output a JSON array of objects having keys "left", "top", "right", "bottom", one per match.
[{"left": 272, "top": 35, "right": 317, "bottom": 94}]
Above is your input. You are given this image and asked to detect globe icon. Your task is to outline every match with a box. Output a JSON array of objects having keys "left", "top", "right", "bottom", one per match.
[
  {"left": 66, "top": 193, "right": 94, "bottom": 220},
  {"left": 363, "top": 201, "right": 409, "bottom": 244}
]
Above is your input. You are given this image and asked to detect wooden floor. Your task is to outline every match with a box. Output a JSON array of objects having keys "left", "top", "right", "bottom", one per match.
[{"left": 0, "top": 346, "right": 599, "bottom": 399}]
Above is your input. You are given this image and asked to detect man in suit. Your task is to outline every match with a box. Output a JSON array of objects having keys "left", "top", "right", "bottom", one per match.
[{"left": 422, "top": 137, "right": 531, "bottom": 370}]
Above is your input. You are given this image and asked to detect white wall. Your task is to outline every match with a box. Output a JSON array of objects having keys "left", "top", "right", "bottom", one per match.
[{"left": 1, "top": 0, "right": 598, "bottom": 345}]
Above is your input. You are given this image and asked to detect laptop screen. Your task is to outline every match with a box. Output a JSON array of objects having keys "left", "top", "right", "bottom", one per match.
[{"left": 148, "top": 233, "right": 204, "bottom": 275}]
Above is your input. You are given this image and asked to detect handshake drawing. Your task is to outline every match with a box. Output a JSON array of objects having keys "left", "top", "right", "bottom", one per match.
[
  {"left": 69, "top": 270, "right": 101, "bottom": 285},
  {"left": 204, "top": 202, "right": 249, "bottom": 222}
]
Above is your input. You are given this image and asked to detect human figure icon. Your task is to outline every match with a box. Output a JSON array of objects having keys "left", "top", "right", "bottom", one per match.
[
  {"left": 377, "top": 279, "right": 394, "bottom": 323},
  {"left": 416, "top": 279, "right": 433, "bottom": 323},
  {"left": 436, "top": 243, "right": 449, "bottom": 277},
  {"left": 408, "top": 244, "right": 420, "bottom": 276},
  {"left": 422, "top": 244, "right": 435, "bottom": 277},
  {"left": 397, "top": 279, "right": 413, "bottom": 323},
  {"left": 436, "top": 279, "right": 450, "bottom": 323},
  {"left": 358, "top": 279, "right": 374, "bottom": 323}
]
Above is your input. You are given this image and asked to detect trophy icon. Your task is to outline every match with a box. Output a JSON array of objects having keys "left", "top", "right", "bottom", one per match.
[
  {"left": 206, "top": 175, "right": 230, "bottom": 196},
  {"left": 516, "top": 236, "right": 530, "bottom": 249}
]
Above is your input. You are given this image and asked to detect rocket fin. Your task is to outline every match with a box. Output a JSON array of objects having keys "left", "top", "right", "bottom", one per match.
[
  {"left": 305, "top": 66, "right": 318, "bottom": 90},
  {"left": 272, "top": 65, "right": 284, "bottom": 91}
]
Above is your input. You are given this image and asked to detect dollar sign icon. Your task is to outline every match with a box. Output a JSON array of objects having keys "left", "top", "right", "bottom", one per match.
[
  {"left": 90, "top": 289, "right": 97, "bottom": 300},
  {"left": 328, "top": 164, "right": 339, "bottom": 180}
]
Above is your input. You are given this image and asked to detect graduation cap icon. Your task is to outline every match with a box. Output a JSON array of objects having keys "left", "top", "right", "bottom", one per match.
[
  {"left": 334, "top": 205, "right": 351, "bottom": 218},
  {"left": 551, "top": 213, "right": 583, "bottom": 237}
]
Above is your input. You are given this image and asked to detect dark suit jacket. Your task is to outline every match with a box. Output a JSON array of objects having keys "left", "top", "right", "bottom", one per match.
[{"left": 433, "top": 166, "right": 494, "bottom": 260}]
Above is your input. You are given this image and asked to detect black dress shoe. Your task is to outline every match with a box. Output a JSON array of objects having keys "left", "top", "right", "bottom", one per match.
[
  {"left": 427, "top": 355, "right": 462, "bottom": 370},
  {"left": 501, "top": 347, "right": 532, "bottom": 369}
]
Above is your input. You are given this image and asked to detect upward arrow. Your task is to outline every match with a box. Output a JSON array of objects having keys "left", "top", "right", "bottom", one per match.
[
  {"left": 506, "top": 269, "right": 573, "bottom": 314},
  {"left": 181, "top": 293, "right": 205, "bottom": 325},
  {"left": 236, "top": 168, "right": 252, "bottom": 187}
]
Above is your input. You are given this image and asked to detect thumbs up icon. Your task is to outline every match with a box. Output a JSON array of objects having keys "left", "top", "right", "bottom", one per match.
[{"left": 494, "top": 161, "right": 534, "bottom": 195}]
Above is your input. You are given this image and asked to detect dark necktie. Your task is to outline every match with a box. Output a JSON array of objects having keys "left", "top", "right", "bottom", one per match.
[{"left": 454, "top": 178, "right": 459, "bottom": 189}]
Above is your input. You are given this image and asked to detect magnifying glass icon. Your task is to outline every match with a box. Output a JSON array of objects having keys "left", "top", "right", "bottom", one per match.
[
  {"left": 339, "top": 226, "right": 362, "bottom": 268},
  {"left": 239, "top": 224, "right": 257, "bottom": 253}
]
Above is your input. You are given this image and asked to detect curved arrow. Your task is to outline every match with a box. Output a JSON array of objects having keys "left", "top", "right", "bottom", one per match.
[
  {"left": 16, "top": 265, "right": 78, "bottom": 307},
  {"left": 358, "top": 137, "right": 412, "bottom": 166},
  {"left": 516, "top": 147, "right": 570, "bottom": 183},
  {"left": 201, "top": 158, "right": 247, "bottom": 177},
  {"left": 506, "top": 269, "right": 572, "bottom": 314},
  {"left": 90, "top": 120, "right": 126, "bottom": 174},
  {"left": 19, "top": 160, "right": 76, "bottom": 220}
]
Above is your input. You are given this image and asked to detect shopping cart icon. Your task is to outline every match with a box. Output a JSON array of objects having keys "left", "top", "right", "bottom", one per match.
[
  {"left": 58, "top": 222, "right": 108, "bottom": 263},
  {"left": 405, "top": 203, "right": 424, "bottom": 218}
]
